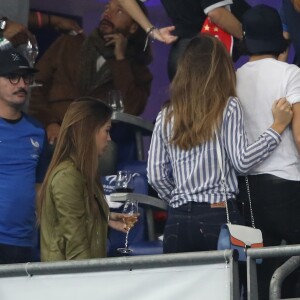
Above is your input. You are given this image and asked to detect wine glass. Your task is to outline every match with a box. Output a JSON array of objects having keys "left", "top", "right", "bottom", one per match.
[
  {"left": 117, "top": 199, "right": 138, "bottom": 254},
  {"left": 115, "top": 170, "right": 133, "bottom": 193},
  {"left": 108, "top": 90, "right": 124, "bottom": 113}
]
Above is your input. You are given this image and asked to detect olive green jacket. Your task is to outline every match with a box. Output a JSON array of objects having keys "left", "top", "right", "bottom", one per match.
[{"left": 40, "top": 160, "right": 109, "bottom": 261}]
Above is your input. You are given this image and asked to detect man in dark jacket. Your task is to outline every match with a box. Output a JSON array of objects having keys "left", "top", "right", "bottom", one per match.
[
  {"left": 29, "top": 0, "right": 152, "bottom": 146},
  {"left": 161, "top": 0, "right": 250, "bottom": 79}
]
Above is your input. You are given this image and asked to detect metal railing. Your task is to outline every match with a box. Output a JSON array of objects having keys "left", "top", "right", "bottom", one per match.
[
  {"left": 247, "top": 244, "right": 300, "bottom": 300},
  {"left": 0, "top": 250, "right": 240, "bottom": 300},
  {"left": 4, "top": 244, "right": 300, "bottom": 299}
]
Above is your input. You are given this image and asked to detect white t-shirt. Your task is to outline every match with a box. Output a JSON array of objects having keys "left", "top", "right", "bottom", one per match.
[{"left": 236, "top": 58, "right": 300, "bottom": 181}]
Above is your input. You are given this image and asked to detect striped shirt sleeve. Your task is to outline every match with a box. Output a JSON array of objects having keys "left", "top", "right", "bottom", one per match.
[
  {"left": 147, "top": 111, "right": 174, "bottom": 202},
  {"left": 147, "top": 97, "right": 282, "bottom": 207},
  {"left": 223, "top": 97, "right": 281, "bottom": 174}
]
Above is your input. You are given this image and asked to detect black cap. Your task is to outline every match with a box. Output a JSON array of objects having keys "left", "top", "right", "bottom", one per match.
[
  {"left": 0, "top": 48, "right": 38, "bottom": 76},
  {"left": 243, "top": 4, "right": 287, "bottom": 54}
]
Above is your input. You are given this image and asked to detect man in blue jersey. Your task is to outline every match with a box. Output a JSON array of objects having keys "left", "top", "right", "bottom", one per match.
[{"left": 0, "top": 48, "right": 48, "bottom": 263}]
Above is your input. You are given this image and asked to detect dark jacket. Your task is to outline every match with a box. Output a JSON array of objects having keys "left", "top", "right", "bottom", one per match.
[{"left": 29, "top": 34, "right": 153, "bottom": 127}]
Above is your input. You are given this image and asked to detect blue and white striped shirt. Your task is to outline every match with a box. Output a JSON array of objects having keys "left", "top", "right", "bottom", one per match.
[{"left": 147, "top": 97, "right": 281, "bottom": 208}]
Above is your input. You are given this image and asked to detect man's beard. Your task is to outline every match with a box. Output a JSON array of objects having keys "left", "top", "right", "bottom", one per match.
[{"left": 98, "top": 19, "right": 129, "bottom": 37}]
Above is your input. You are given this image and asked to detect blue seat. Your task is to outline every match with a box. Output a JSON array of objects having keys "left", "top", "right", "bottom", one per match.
[{"left": 101, "top": 113, "right": 166, "bottom": 256}]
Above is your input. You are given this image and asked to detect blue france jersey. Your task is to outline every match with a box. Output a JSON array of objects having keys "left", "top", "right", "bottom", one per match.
[{"left": 0, "top": 114, "right": 48, "bottom": 247}]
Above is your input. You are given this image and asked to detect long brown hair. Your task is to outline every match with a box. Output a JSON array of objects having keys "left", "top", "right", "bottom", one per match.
[
  {"left": 37, "top": 98, "right": 112, "bottom": 222},
  {"left": 165, "top": 34, "right": 237, "bottom": 150}
]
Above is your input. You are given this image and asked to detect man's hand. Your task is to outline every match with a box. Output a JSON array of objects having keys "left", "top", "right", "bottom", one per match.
[
  {"left": 46, "top": 123, "right": 61, "bottom": 145},
  {"left": 103, "top": 33, "right": 127, "bottom": 60},
  {"left": 49, "top": 15, "right": 83, "bottom": 35},
  {"left": 4, "top": 19, "right": 35, "bottom": 47}
]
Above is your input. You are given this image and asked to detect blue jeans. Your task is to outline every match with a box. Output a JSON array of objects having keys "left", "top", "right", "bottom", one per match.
[{"left": 163, "top": 200, "right": 244, "bottom": 253}]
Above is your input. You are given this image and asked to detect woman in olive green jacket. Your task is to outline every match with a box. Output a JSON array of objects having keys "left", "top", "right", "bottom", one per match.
[{"left": 37, "top": 98, "right": 126, "bottom": 261}]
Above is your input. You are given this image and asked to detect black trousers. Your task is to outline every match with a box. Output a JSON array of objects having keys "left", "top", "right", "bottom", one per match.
[
  {"left": 0, "top": 243, "right": 33, "bottom": 264},
  {"left": 238, "top": 174, "right": 300, "bottom": 299}
]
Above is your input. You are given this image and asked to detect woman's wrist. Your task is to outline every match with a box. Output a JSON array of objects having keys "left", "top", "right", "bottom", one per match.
[
  {"left": 146, "top": 26, "right": 158, "bottom": 40},
  {"left": 143, "top": 26, "right": 159, "bottom": 51},
  {"left": 270, "top": 123, "right": 286, "bottom": 135}
]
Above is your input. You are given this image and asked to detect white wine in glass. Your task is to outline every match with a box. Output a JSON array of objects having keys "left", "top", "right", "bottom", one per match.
[{"left": 117, "top": 199, "right": 138, "bottom": 254}]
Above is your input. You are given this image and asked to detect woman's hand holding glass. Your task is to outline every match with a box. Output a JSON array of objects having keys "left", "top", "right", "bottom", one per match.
[
  {"left": 117, "top": 199, "right": 139, "bottom": 254},
  {"left": 109, "top": 212, "right": 129, "bottom": 233}
]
